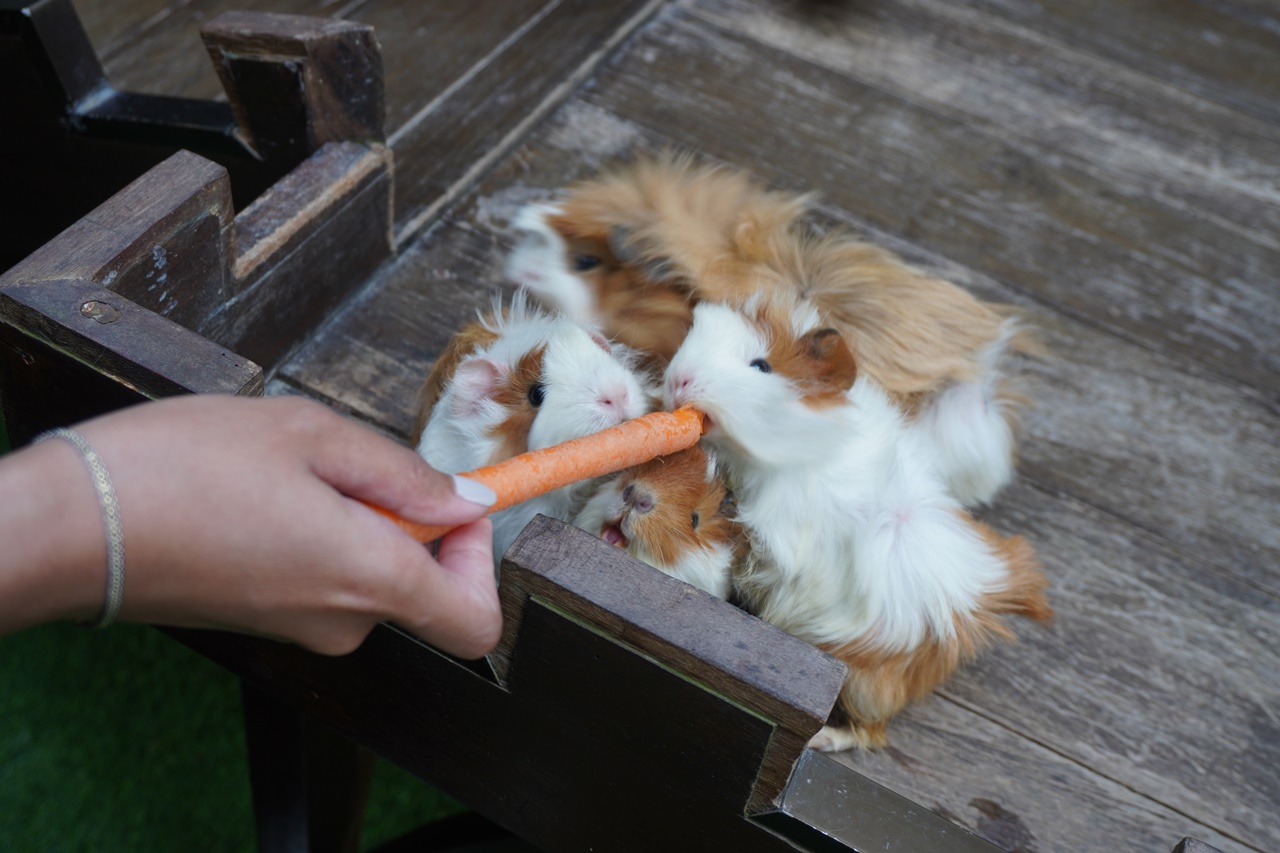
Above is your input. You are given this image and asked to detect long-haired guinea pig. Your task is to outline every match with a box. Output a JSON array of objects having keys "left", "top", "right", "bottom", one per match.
[
  {"left": 665, "top": 292, "right": 1051, "bottom": 752},
  {"left": 506, "top": 154, "right": 1031, "bottom": 505},
  {"left": 413, "top": 293, "right": 658, "bottom": 561},
  {"left": 572, "top": 444, "right": 746, "bottom": 600},
  {"left": 505, "top": 153, "right": 807, "bottom": 366}
]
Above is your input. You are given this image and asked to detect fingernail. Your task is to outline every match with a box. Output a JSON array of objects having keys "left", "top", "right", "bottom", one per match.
[{"left": 451, "top": 474, "right": 497, "bottom": 507}]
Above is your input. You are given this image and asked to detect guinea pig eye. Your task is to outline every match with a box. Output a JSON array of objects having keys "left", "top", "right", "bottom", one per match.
[
  {"left": 573, "top": 255, "right": 602, "bottom": 272},
  {"left": 691, "top": 511, "right": 701, "bottom": 530},
  {"left": 527, "top": 382, "right": 546, "bottom": 407},
  {"left": 749, "top": 358, "right": 772, "bottom": 374}
]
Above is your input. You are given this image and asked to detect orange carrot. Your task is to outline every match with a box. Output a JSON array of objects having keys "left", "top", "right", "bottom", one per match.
[{"left": 372, "top": 406, "right": 707, "bottom": 544}]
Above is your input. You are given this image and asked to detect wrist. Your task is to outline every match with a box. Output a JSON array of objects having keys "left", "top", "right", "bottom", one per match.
[{"left": 0, "top": 439, "right": 112, "bottom": 633}]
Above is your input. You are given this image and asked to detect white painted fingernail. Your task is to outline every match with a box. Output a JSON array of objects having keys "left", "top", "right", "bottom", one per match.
[{"left": 451, "top": 474, "right": 497, "bottom": 507}]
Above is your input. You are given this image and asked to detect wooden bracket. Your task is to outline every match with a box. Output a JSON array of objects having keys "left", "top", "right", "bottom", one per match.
[
  {"left": 0, "top": 0, "right": 387, "bottom": 272},
  {"left": 201, "top": 12, "right": 385, "bottom": 164}
]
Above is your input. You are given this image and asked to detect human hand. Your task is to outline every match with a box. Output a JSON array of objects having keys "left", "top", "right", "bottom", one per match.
[{"left": 8, "top": 395, "right": 501, "bottom": 657}]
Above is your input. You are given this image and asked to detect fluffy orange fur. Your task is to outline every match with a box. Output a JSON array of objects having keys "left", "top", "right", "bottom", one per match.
[
  {"left": 819, "top": 519, "right": 1051, "bottom": 749},
  {"left": 610, "top": 444, "right": 745, "bottom": 566},
  {"left": 544, "top": 153, "right": 1034, "bottom": 420}
]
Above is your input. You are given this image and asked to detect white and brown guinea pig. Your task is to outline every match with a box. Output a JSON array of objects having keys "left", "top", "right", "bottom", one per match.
[
  {"left": 505, "top": 153, "right": 807, "bottom": 366},
  {"left": 413, "top": 293, "right": 658, "bottom": 562},
  {"left": 664, "top": 292, "right": 1051, "bottom": 752},
  {"left": 506, "top": 153, "right": 1031, "bottom": 505},
  {"left": 573, "top": 444, "right": 746, "bottom": 600}
]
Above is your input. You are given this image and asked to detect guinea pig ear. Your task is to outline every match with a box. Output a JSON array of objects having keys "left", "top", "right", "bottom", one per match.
[
  {"left": 588, "top": 331, "right": 613, "bottom": 355},
  {"left": 449, "top": 357, "right": 508, "bottom": 416},
  {"left": 718, "top": 490, "right": 738, "bottom": 518},
  {"left": 798, "top": 327, "right": 858, "bottom": 393}
]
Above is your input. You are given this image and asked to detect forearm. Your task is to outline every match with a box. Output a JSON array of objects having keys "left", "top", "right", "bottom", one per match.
[{"left": 0, "top": 439, "right": 108, "bottom": 633}]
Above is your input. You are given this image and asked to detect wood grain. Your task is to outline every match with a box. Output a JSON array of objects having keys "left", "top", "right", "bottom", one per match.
[
  {"left": 691, "top": 0, "right": 1280, "bottom": 243},
  {"left": 205, "top": 141, "right": 393, "bottom": 370},
  {"left": 955, "top": 479, "right": 1279, "bottom": 851},
  {"left": 573, "top": 13, "right": 1280, "bottom": 403},
  {"left": 277, "top": 218, "right": 510, "bottom": 434},
  {"left": 940, "top": 0, "right": 1280, "bottom": 126},
  {"left": 344, "top": 0, "right": 550, "bottom": 132},
  {"left": 385, "top": 0, "right": 660, "bottom": 237},
  {"left": 101, "top": 0, "right": 333, "bottom": 100},
  {"left": 71, "top": 0, "right": 177, "bottom": 59},
  {"left": 832, "top": 696, "right": 1249, "bottom": 853}
]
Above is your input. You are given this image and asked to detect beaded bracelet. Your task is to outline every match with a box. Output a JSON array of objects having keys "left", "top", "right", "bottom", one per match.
[{"left": 35, "top": 427, "right": 126, "bottom": 629}]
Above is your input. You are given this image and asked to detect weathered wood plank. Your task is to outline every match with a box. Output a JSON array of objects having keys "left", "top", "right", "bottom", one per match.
[
  {"left": 572, "top": 13, "right": 1280, "bottom": 403},
  {"left": 385, "top": 0, "right": 661, "bottom": 238},
  {"left": 344, "top": 0, "right": 550, "bottom": 132},
  {"left": 278, "top": 218, "right": 508, "bottom": 436},
  {"left": 0, "top": 280, "right": 263, "bottom": 445},
  {"left": 201, "top": 11, "right": 385, "bottom": 162},
  {"left": 832, "top": 695, "right": 1249, "bottom": 853},
  {"left": 941, "top": 0, "right": 1280, "bottom": 126},
  {"left": 958, "top": 479, "right": 1278, "bottom": 851},
  {"left": 691, "top": 0, "right": 1280, "bottom": 241},
  {"left": 205, "top": 141, "right": 394, "bottom": 371},
  {"left": 101, "top": 0, "right": 333, "bottom": 100},
  {"left": 2, "top": 150, "right": 233, "bottom": 331},
  {"left": 72, "top": 0, "right": 177, "bottom": 59}
]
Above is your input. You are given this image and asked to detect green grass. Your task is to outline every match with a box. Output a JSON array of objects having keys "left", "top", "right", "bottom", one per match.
[{"left": 0, "top": 622, "right": 465, "bottom": 852}]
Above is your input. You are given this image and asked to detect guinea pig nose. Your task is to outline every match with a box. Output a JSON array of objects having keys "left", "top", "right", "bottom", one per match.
[
  {"left": 600, "top": 386, "right": 630, "bottom": 412},
  {"left": 622, "top": 484, "right": 654, "bottom": 514}
]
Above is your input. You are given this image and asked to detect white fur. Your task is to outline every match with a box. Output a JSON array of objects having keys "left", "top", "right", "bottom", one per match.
[
  {"left": 416, "top": 295, "right": 655, "bottom": 564},
  {"left": 505, "top": 204, "right": 598, "bottom": 324},
  {"left": 573, "top": 478, "right": 735, "bottom": 599},
  {"left": 666, "top": 301, "right": 1005, "bottom": 653},
  {"left": 912, "top": 320, "right": 1019, "bottom": 506}
]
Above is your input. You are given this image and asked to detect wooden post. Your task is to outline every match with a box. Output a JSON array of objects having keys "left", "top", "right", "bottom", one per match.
[{"left": 201, "top": 12, "right": 386, "bottom": 165}]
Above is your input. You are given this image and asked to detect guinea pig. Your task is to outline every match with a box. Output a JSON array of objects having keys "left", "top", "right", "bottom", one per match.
[
  {"left": 505, "top": 154, "right": 1031, "bottom": 504},
  {"left": 504, "top": 153, "right": 808, "bottom": 366},
  {"left": 413, "top": 294, "right": 658, "bottom": 562},
  {"left": 664, "top": 292, "right": 1051, "bottom": 751},
  {"left": 572, "top": 443, "right": 746, "bottom": 600}
]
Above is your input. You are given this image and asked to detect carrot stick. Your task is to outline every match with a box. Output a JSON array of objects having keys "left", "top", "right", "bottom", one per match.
[{"left": 371, "top": 406, "right": 707, "bottom": 544}]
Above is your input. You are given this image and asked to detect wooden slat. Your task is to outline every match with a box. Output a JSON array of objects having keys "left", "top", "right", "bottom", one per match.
[
  {"left": 832, "top": 695, "right": 1247, "bottom": 853},
  {"left": 277, "top": 218, "right": 506, "bottom": 436},
  {"left": 72, "top": 0, "right": 177, "bottom": 58},
  {"left": 344, "top": 0, "right": 550, "bottom": 132},
  {"left": 958, "top": 479, "right": 1278, "bottom": 851},
  {"left": 205, "top": 141, "right": 394, "bottom": 370},
  {"left": 385, "top": 0, "right": 660, "bottom": 237},
  {"left": 2, "top": 149, "right": 233, "bottom": 331},
  {"left": 690, "top": 0, "right": 1280, "bottom": 242},
  {"left": 941, "top": 0, "right": 1280, "bottom": 126},
  {"left": 100, "top": 0, "right": 333, "bottom": 100},
  {"left": 571, "top": 13, "right": 1280, "bottom": 402}
]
